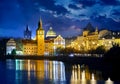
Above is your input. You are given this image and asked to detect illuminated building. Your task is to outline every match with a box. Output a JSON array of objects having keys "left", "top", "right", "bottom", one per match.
[
  {"left": 6, "top": 38, "right": 23, "bottom": 55},
  {"left": 22, "top": 40, "right": 37, "bottom": 55},
  {"left": 6, "top": 38, "right": 16, "bottom": 55},
  {"left": 68, "top": 23, "right": 99, "bottom": 51},
  {"left": 22, "top": 19, "right": 44, "bottom": 55},
  {"left": 46, "top": 27, "right": 56, "bottom": 38},
  {"left": 98, "top": 30, "right": 120, "bottom": 50},
  {"left": 67, "top": 23, "right": 120, "bottom": 51},
  {"left": 82, "top": 27, "right": 98, "bottom": 50},
  {"left": 54, "top": 35, "right": 65, "bottom": 49},
  {"left": 45, "top": 27, "right": 57, "bottom": 56},
  {"left": 22, "top": 19, "right": 65, "bottom": 56},
  {"left": 36, "top": 19, "right": 45, "bottom": 55},
  {"left": 45, "top": 28, "right": 65, "bottom": 56},
  {"left": 45, "top": 40, "right": 54, "bottom": 56}
]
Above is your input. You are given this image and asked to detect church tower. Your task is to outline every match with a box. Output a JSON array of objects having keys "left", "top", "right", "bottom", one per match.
[
  {"left": 24, "top": 25, "right": 31, "bottom": 39},
  {"left": 95, "top": 27, "right": 98, "bottom": 35},
  {"left": 36, "top": 19, "right": 45, "bottom": 56}
]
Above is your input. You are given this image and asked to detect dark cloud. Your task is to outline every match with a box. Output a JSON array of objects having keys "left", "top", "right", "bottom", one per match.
[
  {"left": 78, "top": 0, "right": 96, "bottom": 7},
  {"left": 0, "top": 0, "right": 120, "bottom": 38},
  {"left": 79, "top": 14, "right": 86, "bottom": 16},
  {"left": 34, "top": 0, "right": 69, "bottom": 15},
  {"left": 73, "top": 0, "right": 120, "bottom": 7},
  {"left": 53, "top": 5, "right": 69, "bottom": 15},
  {"left": 92, "top": 15, "right": 120, "bottom": 30},
  {"left": 90, "top": 12, "right": 99, "bottom": 19},
  {"left": 100, "top": 0, "right": 120, "bottom": 5},
  {"left": 112, "top": 10, "right": 120, "bottom": 16},
  {"left": 68, "top": 4, "right": 80, "bottom": 10}
]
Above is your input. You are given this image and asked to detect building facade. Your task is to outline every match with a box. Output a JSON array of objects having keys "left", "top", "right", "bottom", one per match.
[
  {"left": 6, "top": 38, "right": 16, "bottom": 55},
  {"left": 22, "top": 19, "right": 65, "bottom": 56},
  {"left": 6, "top": 21, "right": 120, "bottom": 55},
  {"left": 67, "top": 23, "right": 120, "bottom": 51}
]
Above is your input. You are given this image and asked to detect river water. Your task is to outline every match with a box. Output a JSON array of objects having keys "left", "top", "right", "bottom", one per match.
[{"left": 0, "top": 59, "right": 118, "bottom": 84}]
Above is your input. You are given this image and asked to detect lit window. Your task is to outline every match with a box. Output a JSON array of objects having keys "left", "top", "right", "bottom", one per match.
[
  {"left": 109, "top": 41, "right": 111, "bottom": 44},
  {"left": 92, "top": 42, "right": 95, "bottom": 44}
]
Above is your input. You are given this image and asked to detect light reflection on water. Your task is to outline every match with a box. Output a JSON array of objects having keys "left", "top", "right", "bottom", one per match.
[{"left": 0, "top": 59, "right": 115, "bottom": 84}]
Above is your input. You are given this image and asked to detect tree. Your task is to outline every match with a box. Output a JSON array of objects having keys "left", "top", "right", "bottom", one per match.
[
  {"left": 88, "top": 46, "right": 106, "bottom": 54},
  {"left": 11, "top": 49, "right": 16, "bottom": 55},
  {"left": 104, "top": 43, "right": 120, "bottom": 62},
  {"left": 95, "top": 46, "right": 106, "bottom": 54}
]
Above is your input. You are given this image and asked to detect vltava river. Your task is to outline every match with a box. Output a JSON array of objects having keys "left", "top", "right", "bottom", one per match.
[{"left": 0, "top": 59, "right": 116, "bottom": 84}]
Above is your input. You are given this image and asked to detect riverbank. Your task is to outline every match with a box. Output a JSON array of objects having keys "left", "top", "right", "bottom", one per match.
[{"left": 1, "top": 55, "right": 103, "bottom": 65}]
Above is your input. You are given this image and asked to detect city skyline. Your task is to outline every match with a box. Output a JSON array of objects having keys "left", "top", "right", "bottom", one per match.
[{"left": 0, "top": 0, "right": 120, "bottom": 38}]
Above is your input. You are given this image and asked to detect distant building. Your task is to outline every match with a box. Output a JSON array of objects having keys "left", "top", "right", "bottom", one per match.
[
  {"left": 98, "top": 30, "right": 120, "bottom": 50},
  {"left": 46, "top": 27, "right": 56, "bottom": 38},
  {"left": 67, "top": 22, "right": 120, "bottom": 51},
  {"left": 6, "top": 38, "right": 16, "bottom": 55},
  {"left": 22, "top": 40, "right": 37, "bottom": 55},
  {"left": 22, "top": 19, "right": 65, "bottom": 56},
  {"left": 67, "top": 23, "right": 99, "bottom": 51},
  {"left": 54, "top": 35, "right": 65, "bottom": 49},
  {"left": 45, "top": 27, "right": 65, "bottom": 56},
  {"left": 22, "top": 19, "right": 45, "bottom": 55},
  {"left": 45, "top": 27, "right": 57, "bottom": 56},
  {"left": 24, "top": 25, "right": 31, "bottom": 40}
]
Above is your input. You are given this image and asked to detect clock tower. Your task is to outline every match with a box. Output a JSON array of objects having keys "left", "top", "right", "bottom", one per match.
[{"left": 36, "top": 19, "right": 45, "bottom": 56}]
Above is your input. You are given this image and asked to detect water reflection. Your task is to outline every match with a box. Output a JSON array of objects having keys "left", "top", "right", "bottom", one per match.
[
  {"left": 8, "top": 60, "right": 66, "bottom": 84},
  {"left": 105, "top": 78, "right": 113, "bottom": 84},
  {"left": 70, "top": 64, "right": 102, "bottom": 84},
  {"left": 91, "top": 73, "right": 97, "bottom": 84},
  {"left": 44, "top": 61, "right": 66, "bottom": 81},
  {"left": 4, "top": 59, "right": 115, "bottom": 84}
]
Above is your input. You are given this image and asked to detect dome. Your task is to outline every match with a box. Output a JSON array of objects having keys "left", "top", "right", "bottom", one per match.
[
  {"left": 46, "top": 27, "right": 56, "bottom": 37},
  {"left": 99, "top": 30, "right": 111, "bottom": 38}
]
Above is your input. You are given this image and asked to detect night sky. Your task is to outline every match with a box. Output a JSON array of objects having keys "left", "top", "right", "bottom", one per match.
[{"left": 0, "top": 0, "right": 120, "bottom": 38}]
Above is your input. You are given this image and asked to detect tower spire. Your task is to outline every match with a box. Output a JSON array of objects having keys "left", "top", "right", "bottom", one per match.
[
  {"left": 24, "top": 25, "right": 31, "bottom": 39},
  {"left": 38, "top": 18, "right": 43, "bottom": 30},
  {"left": 40, "top": 18, "right": 42, "bottom": 28},
  {"left": 26, "top": 25, "right": 29, "bottom": 31},
  {"left": 95, "top": 27, "right": 98, "bottom": 32},
  {"left": 95, "top": 27, "right": 98, "bottom": 35},
  {"left": 36, "top": 17, "right": 45, "bottom": 56}
]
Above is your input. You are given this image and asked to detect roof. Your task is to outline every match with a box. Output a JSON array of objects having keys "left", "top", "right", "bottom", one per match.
[
  {"left": 46, "top": 27, "right": 56, "bottom": 38},
  {"left": 22, "top": 39, "right": 37, "bottom": 45},
  {"left": 6, "top": 38, "right": 16, "bottom": 46}
]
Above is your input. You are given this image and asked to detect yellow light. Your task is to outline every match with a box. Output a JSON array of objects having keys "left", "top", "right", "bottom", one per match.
[{"left": 92, "top": 42, "right": 95, "bottom": 44}]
